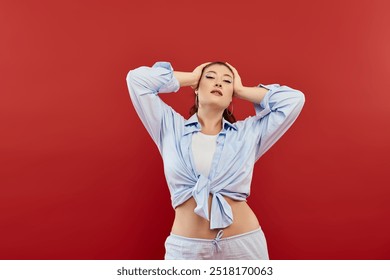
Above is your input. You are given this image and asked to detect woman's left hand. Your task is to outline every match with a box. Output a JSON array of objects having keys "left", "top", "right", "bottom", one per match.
[{"left": 226, "top": 62, "right": 245, "bottom": 97}]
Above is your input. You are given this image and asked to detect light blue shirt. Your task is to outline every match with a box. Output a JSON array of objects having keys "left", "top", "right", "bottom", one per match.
[{"left": 126, "top": 62, "right": 305, "bottom": 230}]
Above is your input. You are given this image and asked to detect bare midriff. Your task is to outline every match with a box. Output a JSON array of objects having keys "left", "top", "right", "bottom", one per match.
[{"left": 171, "top": 194, "right": 260, "bottom": 239}]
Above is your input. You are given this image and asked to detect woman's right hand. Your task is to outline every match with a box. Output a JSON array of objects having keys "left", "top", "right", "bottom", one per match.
[{"left": 190, "top": 62, "right": 211, "bottom": 90}]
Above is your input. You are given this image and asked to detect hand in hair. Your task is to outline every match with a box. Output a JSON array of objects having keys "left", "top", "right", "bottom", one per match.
[
  {"left": 190, "top": 62, "right": 212, "bottom": 90},
  {"left": 225, "top": 62, "right": 244, "bottom": 97},
  {"left": 173, "top": 62, "right": 211, "bottom": 89},
  {"left": 226, "top": 62, "right": 268, "bottom": 104}
]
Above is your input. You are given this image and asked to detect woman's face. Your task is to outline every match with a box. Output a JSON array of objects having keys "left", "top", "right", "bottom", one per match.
[{"left": 196, "top": 64, "right": 234, "bottom": 111}]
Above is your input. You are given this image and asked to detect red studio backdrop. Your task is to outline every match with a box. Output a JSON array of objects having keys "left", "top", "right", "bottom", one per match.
[{"left": 1, "top": 0, "right": 389, "bottom": 260}]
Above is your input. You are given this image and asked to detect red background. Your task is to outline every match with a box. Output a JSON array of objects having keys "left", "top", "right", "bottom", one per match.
[{"left": 1, "top": 0, "right": 389, "bottom": 259}]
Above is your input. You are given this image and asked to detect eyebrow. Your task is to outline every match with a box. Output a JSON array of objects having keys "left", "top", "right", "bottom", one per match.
[{"left": 205, "top": 71, "right": 233, "bottom": 79}]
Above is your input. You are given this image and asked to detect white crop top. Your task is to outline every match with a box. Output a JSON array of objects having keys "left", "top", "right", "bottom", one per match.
[{"left": 191, "top": 132, "right": 218, "bottom": 178}]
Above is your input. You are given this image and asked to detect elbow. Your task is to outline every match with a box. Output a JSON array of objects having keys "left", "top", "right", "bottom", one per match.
[
  {"left": 280, "top": 85, "right": 305, "bottom": 107},
  {"left": 126, "top": 68, "right": 138, "bottom": 85},
  {"left": 285, "top": 89, "right": 305, "bottom": 114},
  {"left": 126, "top": 70, "right": 133, "bottom": 83},
  {"left": 126, "top": 66, "right": 152, "bottom": 90},
  {"left": 291, "top": 90, "right": 305, "bottom": 114},
  {"left": 126, "top": 70, "right": 137, "bottom": 91},
  {"left": 125, "top": 67, "right": 146, "bottom": 98},
  {"left": 126, "top": 66, "right": 146, "bottom": 82},
  {"left": 296, "top": 90, "right": 305, "bottom": 107}
]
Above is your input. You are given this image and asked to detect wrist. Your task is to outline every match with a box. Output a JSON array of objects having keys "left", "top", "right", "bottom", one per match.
[
  {"left": 234, "top": 86, "right": 247, "bottom": 98},
  {"left": 235, "top": 86, "right": 268, "bottom": 104}
]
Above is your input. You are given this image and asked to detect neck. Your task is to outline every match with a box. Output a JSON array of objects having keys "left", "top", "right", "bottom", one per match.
[{"left": 197, "top": 108, "right": 223, "bottom": 135}]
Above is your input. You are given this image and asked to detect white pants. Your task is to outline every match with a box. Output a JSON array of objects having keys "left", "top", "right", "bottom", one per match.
[{"left": 164, "top": 228, "right": 269, "bottom": 260}]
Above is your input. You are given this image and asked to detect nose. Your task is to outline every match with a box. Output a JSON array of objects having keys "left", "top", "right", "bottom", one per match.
[{"left": 215, "top": 82, "right": 222, "bottom": 88}]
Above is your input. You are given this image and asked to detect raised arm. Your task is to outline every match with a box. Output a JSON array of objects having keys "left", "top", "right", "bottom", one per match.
[
  {"left": 227, "top": 63, "right": 305, "bottom": 160},
  {"left": 254, "top": 84, "right": 305, "bottom": 159},
  {"left": 126, "top": 62, "right": 181, "bottom": 149}
]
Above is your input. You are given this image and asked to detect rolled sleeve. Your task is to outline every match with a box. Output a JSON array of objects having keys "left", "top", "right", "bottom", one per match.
[
  {"left": 151, "top": 62, "right": 180, "bottom": 93},
  {"left": 253, "top": 83, "right": 305, "bottom": 160},
  {"left": 126, "top": 61, "right": 182, "bottom": 150}
]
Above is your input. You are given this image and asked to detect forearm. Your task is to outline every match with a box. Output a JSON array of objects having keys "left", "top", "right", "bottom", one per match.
[
  {"left": 235, "top": 86, "right": 269, "bottom": 104},
  {"left": 173, "top": 71, "right": 197, "bottom": 88}
]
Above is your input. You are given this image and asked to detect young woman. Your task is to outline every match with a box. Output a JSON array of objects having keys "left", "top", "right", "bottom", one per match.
[{"left": 126, "top": 61, "right": 305, "bottom": 260}]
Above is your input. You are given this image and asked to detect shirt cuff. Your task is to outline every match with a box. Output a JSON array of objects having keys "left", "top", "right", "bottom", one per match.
[
  {"left": 253, "top": 83, "right": 280, "bottom": 118},
  {"left": 152, "top": 62, "right": 180, "bottom": 93}
]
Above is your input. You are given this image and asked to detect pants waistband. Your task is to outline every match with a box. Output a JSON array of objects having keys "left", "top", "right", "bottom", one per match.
[
  {"left": 169, "top": 227, "right": 262, "bottom": 242},
  {"left": 169, "top": 228, "right": 262, "bottom": 253}
]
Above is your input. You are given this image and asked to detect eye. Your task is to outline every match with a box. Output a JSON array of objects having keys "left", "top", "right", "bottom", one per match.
[
  {"left": 205, "top": 75, "right": 215, "bottom": 79},
  {"left": 224, "top": 80, "right": 232, "bottom": 84}
]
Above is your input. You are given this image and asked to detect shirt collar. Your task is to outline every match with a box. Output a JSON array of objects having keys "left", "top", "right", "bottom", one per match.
[
  {"left": 184, "top": 113, "right": 199, "bottom": 127},
  {"left": 183, "top": 113, "right": 237, "bottom": 136}
]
